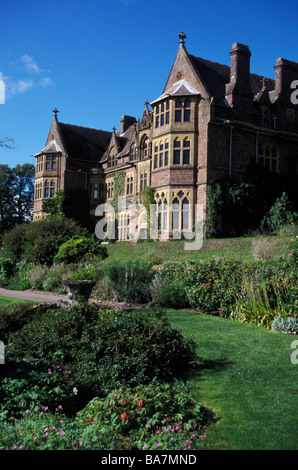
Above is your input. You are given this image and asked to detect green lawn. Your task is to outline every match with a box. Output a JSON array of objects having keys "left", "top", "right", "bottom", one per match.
[
  {"left": 0, "top": 296, "right": 36, "bottom": 308},
  {"left": 165, "top": 309, "right": 298, "bottom": 450},
  {"left": 106, "top": 233, "right": 292, "bottom": 264}
]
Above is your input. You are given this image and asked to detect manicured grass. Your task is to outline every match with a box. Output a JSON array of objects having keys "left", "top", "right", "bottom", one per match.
[
  {"left": 0, "top": 296, "right": 36, "bottom": 308},
  {"left": 165, "top": 309, "right": 298, "bottom": 450},
  {"left": 106, "top": 233, "right": 292, "bottom": 264}
]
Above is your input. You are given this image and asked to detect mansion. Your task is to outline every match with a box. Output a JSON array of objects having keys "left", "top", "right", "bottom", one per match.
[{"left": 33, "top": 33, "right": 298, "bottom": 240}]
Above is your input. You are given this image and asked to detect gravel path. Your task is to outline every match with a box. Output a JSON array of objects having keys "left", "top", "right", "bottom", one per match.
[
  {"left": 0, "top": 288, "right": 142, "bottom": 310},
  {"left": 0, "top": 287, "right": 70, "bottom": 304}
]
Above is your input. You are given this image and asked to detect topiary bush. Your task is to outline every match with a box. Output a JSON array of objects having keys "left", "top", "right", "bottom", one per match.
[{"left": 53, "top": 236, "right": 108, "bottom": 264}]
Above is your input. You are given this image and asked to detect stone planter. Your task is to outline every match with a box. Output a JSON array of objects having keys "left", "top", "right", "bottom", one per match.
[{"left": 63, "top": 279, "right": 96, "bottom": 304}]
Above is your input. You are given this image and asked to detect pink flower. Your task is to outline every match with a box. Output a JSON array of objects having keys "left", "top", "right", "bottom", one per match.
[
  {"left": 156, "top": 442, "right": 160, "bottom": 447},
  {"left": 202, "top": 283, "right": 206, "bottom": 287}
]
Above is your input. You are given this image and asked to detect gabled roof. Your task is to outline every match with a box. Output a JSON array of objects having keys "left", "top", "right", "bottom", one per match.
[
  {"left": 100, "top": 123, "right": 137, "bottom": 163},
  {"left": 34, "top": 139, "right": 62, "bottom": 156},
  {"left": 188, "top": 55, "right": 275, "bottom": 106},
  {"left": 151, "top": 79, "right": 200, "bottom": 105},
  {"left": 58, "top": 123, "right": 112, "bottom": 162}
]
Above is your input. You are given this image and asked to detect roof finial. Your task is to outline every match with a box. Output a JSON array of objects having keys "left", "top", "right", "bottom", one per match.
[
  {"left": 178, "top": 31, "right": 186, "bottom": 45},
  {"left": 112, "top": 126, "right": 116, "bottom": 133},
  {"left": 52, "top": 107, "right": 59, "bottom": 119},
  {"left": 144, "top": 100, "right": 150, "bottom": 108}
]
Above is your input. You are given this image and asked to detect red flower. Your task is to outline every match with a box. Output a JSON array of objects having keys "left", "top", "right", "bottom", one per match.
[
  {"left": 137, "top": 400, "right": 144, "bottom": 407},
  {"left": 121, "top": 412, "right": 129, "bottom": 421}
]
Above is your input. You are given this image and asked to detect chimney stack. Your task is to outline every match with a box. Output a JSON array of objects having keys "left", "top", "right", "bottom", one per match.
[
  {"left": 120, "top": 115, "right": 136, "bottom": 134},
  {"left": 225, "top": 42, "right": 252, "bottom": 107},
  {"left": 273, "top": 58, "right": 298, "bottom": 104}
]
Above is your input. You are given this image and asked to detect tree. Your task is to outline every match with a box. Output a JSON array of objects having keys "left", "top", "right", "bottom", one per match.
[
  {"left": 0, "top": 163, "right": 35, "bottom": 235},
  {"left": 42, "top": 188, "right": 93, "bottom": 231}
]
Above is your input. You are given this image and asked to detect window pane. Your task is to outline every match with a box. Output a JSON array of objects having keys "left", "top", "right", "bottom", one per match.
[
  {"left": 183, "top": 149, "right": 190, "bottom": 164},
  {"left": 175, "top": 99, "right": 182, "bottom": 108},
  {"left": 184, "top": 109, "right": 190, "bottom": 121},
  {"left": 165, "top": 151, "right": 168, "bottom": 166},
  {"left": 174, "top": 150, "right": 180, "bottom": 165},
  {"left": 175, "top": 110, "right": 181, "bottom": 122}
]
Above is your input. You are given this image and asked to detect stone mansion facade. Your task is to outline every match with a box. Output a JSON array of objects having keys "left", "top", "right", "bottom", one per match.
[{"left": 33, "top": 33, "right": 298, "bottom": 240}]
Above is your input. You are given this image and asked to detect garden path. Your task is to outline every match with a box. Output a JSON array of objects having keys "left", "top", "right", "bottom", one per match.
[{"left": 0, "top": 288, "right": 143, "bottom": 310}]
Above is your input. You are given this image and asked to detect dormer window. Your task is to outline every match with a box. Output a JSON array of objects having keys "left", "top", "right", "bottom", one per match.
[
  {"left": 130, "top": 143, "right": 137, "bottom": 161},
  {"left": 108, "top": 148, "right": 117, "bottom": 167}
]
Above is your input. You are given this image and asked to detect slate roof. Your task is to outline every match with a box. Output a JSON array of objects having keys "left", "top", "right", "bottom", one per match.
[
  {"left": 188, "top": 55, "right": 275, "bottom": 106},
  {"left": 58, "top": 123, "right": 112, "bottom": 162}
]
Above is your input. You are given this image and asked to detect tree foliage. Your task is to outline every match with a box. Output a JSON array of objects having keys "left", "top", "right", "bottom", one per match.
[{"left": 0, "top": 163, "right": 35, "bottom": 235}]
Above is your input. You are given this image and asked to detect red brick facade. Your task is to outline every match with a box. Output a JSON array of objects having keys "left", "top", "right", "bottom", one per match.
[{"left": 33, "top": 34, "right": 298, "bottom": 239}]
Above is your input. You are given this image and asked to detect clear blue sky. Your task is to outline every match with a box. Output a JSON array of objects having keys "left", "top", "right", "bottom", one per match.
[{"left": 1, "top": 0, "right": 297, "bottom": 167}]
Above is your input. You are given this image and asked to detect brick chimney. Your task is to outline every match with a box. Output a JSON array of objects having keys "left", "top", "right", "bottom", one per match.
[
  {"left": 225, "top": 42, "right": 252, "bottom": 107},
  {"left": 273, "top": 58, "right": 298, "bottom": 104},
  {"left": 120, "top": 115, "right": 136, "bottom": 134}
]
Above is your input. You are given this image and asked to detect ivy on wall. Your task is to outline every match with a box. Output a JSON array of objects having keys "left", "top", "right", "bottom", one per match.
[{"left": 109, "top": 170, "right": 126, "bottom": 213}]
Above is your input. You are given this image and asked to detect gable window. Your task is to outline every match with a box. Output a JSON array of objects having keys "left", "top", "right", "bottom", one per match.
[
  {"left": 141, "top": 136, "right": 150, "bottom": 159},
  {"left": 108, "top": 148, "right": 117, "bottom": 168},
  {"left": 130, "top": 143, "right": 137, "bottom": 161}
]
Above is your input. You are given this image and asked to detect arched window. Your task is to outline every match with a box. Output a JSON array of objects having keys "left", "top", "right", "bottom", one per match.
[
  {"left": 108, "top": 147, "right": 117, "bottom": 167},
  {"left": 50, "top": 180, "right": 55, "bottom": 198},
  {"left": 141, "top": 136, "right": 150, "bottom": 160},
  {"left": 172, "top": 197, "right": 180, "bottom": 230},
  {"left": 130, "top": 142, "right": 137, "bottom": 161},
  {"left": 44, "top": 180, "right": 49, "bottom": 198},
  {"left": 182, "top": 198, "right": 190, "bottom": 230}
]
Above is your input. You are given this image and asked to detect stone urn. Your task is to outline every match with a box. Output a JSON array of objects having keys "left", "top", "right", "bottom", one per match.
[{"left": 63, "top": 279, "right": 96, "bottom": 304}]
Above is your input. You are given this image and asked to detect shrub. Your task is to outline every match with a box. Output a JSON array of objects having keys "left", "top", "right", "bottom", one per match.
[
  {"left": 251, "top": 237, "right": 273, "bottom": 261},
  {"left": 271, "top": 317, "right": 298, "bottom": 335},
  {"left": 0, "top": 303, "right": 43, "bottom": 344},
  {"left": 260, "top": 192, "right": 298, "bottom": 233},
  {"left": 27, "top": 264, "right": 50, "bottom": 290},
  {"left": 7, "top": 304, "right": 199, "bottom": 401},
  {"left": 53, "top": 236, "right": 108, "bottom": 264},
  {"left": 1, "top": 218, "right": 87, "bottom": 266},
  {"left": 76, "top": 382, "right": 205, "bottom": 450},
  {"left": 0, "top": 383, "right": 206, "bottom": 451},
  {"left": 158, "top": 283, "right": 189, "bottom": 309},
  {"left": 102, "top": 259, "right": 154, "bottom": 302}
]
